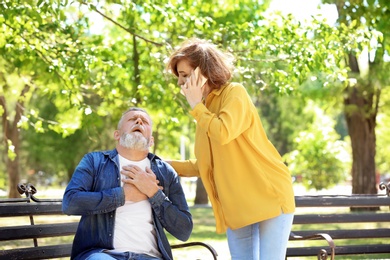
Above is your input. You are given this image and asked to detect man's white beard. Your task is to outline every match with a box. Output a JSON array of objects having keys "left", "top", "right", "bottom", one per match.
[{"left": 119, "top": 132, "right": 149, "bottom": 151}]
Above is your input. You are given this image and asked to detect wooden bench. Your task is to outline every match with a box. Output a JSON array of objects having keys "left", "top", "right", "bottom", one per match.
[
  {"left": 0, "top": 183, "right": 218, "bottom": 260},
  {"left": 2, "top": 182, "right": 390, "bottom": 260},
  {"left": 286, "top": 181, "right": 390, "bottom": 260}
]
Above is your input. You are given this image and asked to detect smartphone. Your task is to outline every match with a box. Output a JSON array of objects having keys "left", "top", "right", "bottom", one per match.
[
  {"left": 180, "top": 67, "right": 207, "bottom": 96},
  {"left": 194, "top": 67, "right": 208, "bottom": 88}
]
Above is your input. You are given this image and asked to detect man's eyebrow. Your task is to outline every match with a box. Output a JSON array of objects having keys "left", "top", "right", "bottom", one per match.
[{"left": 130, "top": 114, "right": 150, "bottom": 122}]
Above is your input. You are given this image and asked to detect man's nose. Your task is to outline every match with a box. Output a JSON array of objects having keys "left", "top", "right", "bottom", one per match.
[{"left": 135, "top": 118, "right": 143, "bottom": 124}]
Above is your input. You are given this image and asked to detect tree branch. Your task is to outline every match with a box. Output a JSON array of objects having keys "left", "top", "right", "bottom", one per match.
[
  {"left": 12, "top": 84, "right": 31, "bottom": 134},
  {"left": 82, "top": 2, "right": 165, "bottom": 47},
  {"left": 3, "top": 22, "right": 73, "bottom": 91},
  {"left": 0, "top": 72, "right": 9, "bottom": 150}
]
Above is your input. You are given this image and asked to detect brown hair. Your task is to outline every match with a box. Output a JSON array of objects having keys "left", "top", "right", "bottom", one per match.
[{"left": 166, "top": 38, "right": 235, "bottom": 89}]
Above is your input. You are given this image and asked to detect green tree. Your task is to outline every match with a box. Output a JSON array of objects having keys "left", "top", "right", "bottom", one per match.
[
  {"left": 2, "top": 0, "right": 389, "bottom": 198},
  {"left": 375, "top": 87, "right": 390, "bottom": 180},
  {"left": 256, "top": 93, "right": 313, "bottom": 157},
  {"left": 1, "top": 0, "right": 277, "bottom": 198},
  {"left": 0, "top": 1, "right": 107, "bottom": 197},
  {"left": 21, "top": 95, "right": 112, "bottom": 184},
  {"left": 321, "top": 0, "right": 390, "bottom": 194},
  {"left": 284, "top": 103, "right": 351, "bottom": 190}
]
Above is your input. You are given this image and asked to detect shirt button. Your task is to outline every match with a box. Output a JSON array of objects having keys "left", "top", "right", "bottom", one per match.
[{"left": 109, "top": 233, "right": 112, "bottom": 237}]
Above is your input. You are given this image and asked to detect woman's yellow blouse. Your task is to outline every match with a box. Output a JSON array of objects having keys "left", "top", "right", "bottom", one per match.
[{"left": 170, "top": 82, "right": 295, "bottom": 234}]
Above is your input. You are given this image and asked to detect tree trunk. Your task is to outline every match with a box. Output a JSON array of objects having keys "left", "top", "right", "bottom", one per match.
[
  {"left": 343, "top": 52, "right": 378, "bottom": 195},
  {"left": 6, "top": 153, "right": 20, "bottom": 198},
  {"left": 1, "top": 83, "right": 30, "bottom": 198},
  {"left": 194, "top": 178, "right": 209, "bottom": 205},
  {"left": 344, "top": 84, "right": 377, "bottom": 195},
  {"left": 6, "top": 95, "right": 23, "bottom": 198}
]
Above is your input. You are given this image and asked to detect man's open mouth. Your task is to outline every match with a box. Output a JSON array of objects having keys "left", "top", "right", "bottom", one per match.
[{"left": 132, "top": 127, "right": 143, "bottom": 134}]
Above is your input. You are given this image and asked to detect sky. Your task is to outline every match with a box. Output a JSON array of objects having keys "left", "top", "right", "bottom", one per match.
[
  {"left": 268, "top": 0, "right": 384, "bottom": 69},
  {"left": 267, "top": 0, "right": 339, "bottom": 25},
  {"left": 86, "top": 1, "right": 339, "bottom": 34}
]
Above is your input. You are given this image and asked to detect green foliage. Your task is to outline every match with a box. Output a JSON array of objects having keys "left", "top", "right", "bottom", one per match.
[
  {"left": 284, "top": 103, "right": 351, "bottom": 190},
  {"left": 376, "top": 113, "right": 390, "bottom": 176},
  {"left": 255, "top": 92, "right": 314, "bottom": 156},
  {"left": 20, "top": 96, "right": 110, "bottom": 183},
  {"left": 6, "top": 139, "right": 16, "bottom": 161},
  {"left": 0, "top": 170, "right": 5, "bottom": 193},
  {"left": 376, "top": 87, "right": 390, "bottom": 175},
  {"left": 1, "top": 0, "right": 389, "bottom": 192}
]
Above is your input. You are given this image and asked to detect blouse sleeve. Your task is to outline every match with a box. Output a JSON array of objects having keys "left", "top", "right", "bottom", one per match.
[
  {"left": 169, "top": 159, "right": 200, "bottom": 177},
  {"left": 190, "top": 84, "right": 253, "bottom": 145}
]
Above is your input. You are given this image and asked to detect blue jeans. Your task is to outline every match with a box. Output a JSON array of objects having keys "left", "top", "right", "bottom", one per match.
[
  {"left": 85, "top": 251, "right": 162, "bottom": 260},
  {"left": 227, "top": 212, "right": 294, "bottom": 260}
]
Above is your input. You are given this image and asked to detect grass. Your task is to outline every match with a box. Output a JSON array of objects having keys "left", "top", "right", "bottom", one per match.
[{"left": 168, "top": 206, "right": 229, "bottom": 260}]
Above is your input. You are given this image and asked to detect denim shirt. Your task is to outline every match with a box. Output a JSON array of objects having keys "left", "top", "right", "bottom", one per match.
[{"left": 62, "top": 149, "right": 193, "bottom": 260}]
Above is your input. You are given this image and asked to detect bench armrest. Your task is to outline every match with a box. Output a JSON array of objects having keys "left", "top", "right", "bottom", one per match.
[
  {"left": 290, "top": 232, "right": 335, "bottom": 260},
  {"left": 171, "top": 242, "right": 218, "bottom": 260}
]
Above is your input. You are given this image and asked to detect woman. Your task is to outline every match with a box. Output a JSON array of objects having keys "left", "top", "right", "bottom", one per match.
[{"left": 166, "top": 38, "right": 295, "bottom": 260}]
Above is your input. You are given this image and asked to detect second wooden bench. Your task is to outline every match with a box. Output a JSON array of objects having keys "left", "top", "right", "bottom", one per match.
[{"left": 286, "top": 182, "right": 390, "bottom": 259}]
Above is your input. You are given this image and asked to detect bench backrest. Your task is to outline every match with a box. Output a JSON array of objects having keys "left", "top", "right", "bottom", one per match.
[
  {"left": 0, "top": 200, "right": 79, "bottom": 260},
  {"left": 288, "top": 194, "right": 390, "bottom": 258}
]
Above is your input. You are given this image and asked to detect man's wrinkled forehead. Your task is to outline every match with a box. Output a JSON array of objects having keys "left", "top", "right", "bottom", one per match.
[{"left": 125, "top": 110, "right": 152, "bottom": 124}]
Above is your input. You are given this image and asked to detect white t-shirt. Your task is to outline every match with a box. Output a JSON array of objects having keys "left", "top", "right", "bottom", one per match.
[{"left": 112, "top": 155, "right": 161, "bottom": 258}]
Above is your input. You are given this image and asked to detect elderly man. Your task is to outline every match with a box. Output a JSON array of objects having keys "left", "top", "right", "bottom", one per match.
[{"left": 63, "top": 107, "right": 193, "bottom": 260}]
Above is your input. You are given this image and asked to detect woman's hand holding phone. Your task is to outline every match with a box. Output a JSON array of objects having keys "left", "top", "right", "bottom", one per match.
[{"left": 181, "top": 67, "right": 208, "bottom": 109}]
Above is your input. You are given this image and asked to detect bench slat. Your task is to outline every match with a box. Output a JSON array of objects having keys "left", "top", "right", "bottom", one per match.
[
  {"left": 0, "top": 223, "right": 78, "bottom": 241},
  {"left": 293, "top": 212, "right": 390, "bottom": 224},
  {"left": 291, "top": 228, "right": 390, "bottom": 239},
  {"left": 0, "top": 203, "right": 63, "bottom": 217},
  {"left": 0, "top": 244, "right": 72, "bottom": 260},
  {"left": 334, "top": 244, "right": 390, "bottom": 254},
  {"left": 295, "top": 195, "right": 390, "bottom": 207},
  {"left": 287, "top": 244, "right": 390, "bottom": 257}
]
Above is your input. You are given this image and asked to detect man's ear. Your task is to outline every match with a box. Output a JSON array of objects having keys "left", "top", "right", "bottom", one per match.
[
  {"left": 149, "top": 136, "right": 154, "bottom": 147},
  {"left": 114, "top": 130, "right": 120, "bottom": 141}
]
